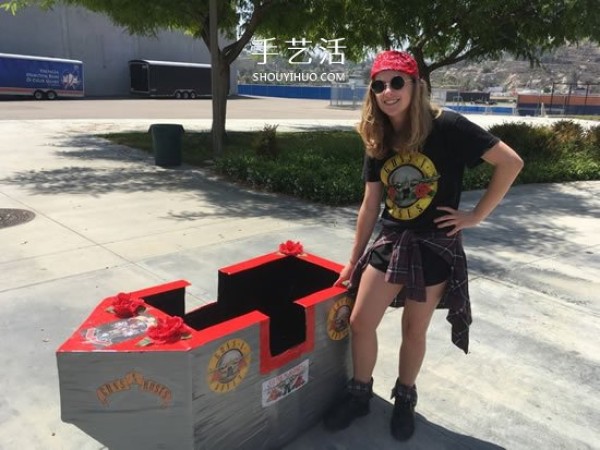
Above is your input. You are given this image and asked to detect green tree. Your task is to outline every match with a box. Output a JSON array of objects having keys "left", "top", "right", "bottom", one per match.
[
  {"left": 0, "top": 0, "right": 298, "bottom": 156},
  {"left": 260, "top": 0, "right": 600, "bottom": 90}
]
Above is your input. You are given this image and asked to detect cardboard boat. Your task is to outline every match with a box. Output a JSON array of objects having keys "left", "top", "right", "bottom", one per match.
[{"left": 57, "top": 245, "right": 352, "bottom": 449}]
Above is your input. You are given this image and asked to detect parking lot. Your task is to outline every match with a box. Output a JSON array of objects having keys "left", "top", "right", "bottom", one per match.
[{"left": 0, "top": 96, "right": 362, "bottom": 121}]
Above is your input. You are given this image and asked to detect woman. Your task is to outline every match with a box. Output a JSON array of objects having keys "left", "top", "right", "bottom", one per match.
[{"left": 323, "top": 50, "right": 523, "bottom": 441}]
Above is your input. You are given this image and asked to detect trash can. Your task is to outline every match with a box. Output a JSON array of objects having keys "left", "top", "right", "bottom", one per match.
[{"left": 148, "top": 124, "right": 184, "bottom": 167}]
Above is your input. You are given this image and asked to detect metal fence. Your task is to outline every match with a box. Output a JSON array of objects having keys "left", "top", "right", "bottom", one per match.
[
  {"left": 239, "top": 82, "right": 598, "bottom": 117},
  {"left": 329, "top": 84, "right": 368, "bottom": 108},
  {"left": 329, "top": 84, "right": 516, "bottom": 115}
]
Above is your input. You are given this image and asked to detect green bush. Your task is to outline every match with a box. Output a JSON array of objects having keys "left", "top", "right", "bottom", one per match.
[
  {"left": 585, "top": 124, "right": 600, "bottom": 147},
  {"left": 215, "top": 130, "right": 365, "bottom": 205},
  {"left": 488, "top": 123, "right": 556, "bottom": 158},
  {"left": 252, "top": 124, "right": 280, "bottom": 160},
  {"left": 551, "top": 120, "right": 585, "bottom": 145},
  {"left": 102, "top": 120, "right": 599, "bottom": 206},
  {"left": 463, "top": 163, "right": 494, "bottom": 190},
  {"left": 481, "top": 121, "right": 599, "bottom": 187}
]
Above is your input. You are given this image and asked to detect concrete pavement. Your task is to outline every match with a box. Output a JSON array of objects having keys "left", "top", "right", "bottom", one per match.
[{"left": 0, "top": 110, "right": 598, "bottom": 450}]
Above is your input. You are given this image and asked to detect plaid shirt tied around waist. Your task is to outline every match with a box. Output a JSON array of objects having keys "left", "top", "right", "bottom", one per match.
[{"left": 348, "top": 227, "right": 472, "bottom": 353}]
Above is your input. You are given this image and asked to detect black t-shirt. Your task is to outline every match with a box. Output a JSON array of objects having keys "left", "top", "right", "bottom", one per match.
[{"left": 363, "top": 109, "right": 500, "bottom": 230}]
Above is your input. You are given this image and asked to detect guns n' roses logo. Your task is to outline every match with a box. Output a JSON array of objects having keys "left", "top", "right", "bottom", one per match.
[
  {"left": 381, "top": 152, "right": 440, "bottom": 221},
  {"left": 207, "top": 338, "right": 251, "bottom": 393},
  {"left": 327, "top": 296, "right": 353, "bottom": 341}
]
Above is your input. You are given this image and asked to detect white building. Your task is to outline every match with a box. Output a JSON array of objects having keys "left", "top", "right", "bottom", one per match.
[{"left": 0, "top": 4, "right": 236, "bottom": 97}]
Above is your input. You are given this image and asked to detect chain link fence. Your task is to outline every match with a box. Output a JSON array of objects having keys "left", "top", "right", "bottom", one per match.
[{"left": 329, "top": 84, "right": 368, "bottom": 109}]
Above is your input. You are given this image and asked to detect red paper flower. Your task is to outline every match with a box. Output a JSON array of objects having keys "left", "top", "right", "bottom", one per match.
[
  {"left": 147, "top": 316, "right": 185, "bottom": 344},
  {"left": 279, "top": 240, "right": 304, "bottom": 256},
  {"left": 111, "top": 292, "right": 145, "bottom": 318},
  {"left": 414, "top": 182, "right": 432, "bottom": 199}
]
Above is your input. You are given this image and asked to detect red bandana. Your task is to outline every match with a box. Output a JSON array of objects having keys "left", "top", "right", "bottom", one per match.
[{"left": 370, "top": 50, "right": 419, "bottom": 79}]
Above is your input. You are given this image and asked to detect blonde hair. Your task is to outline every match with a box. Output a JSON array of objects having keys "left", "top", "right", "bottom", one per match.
[{"left": 357, "top": 78, "right": 441, "bottom": 159}]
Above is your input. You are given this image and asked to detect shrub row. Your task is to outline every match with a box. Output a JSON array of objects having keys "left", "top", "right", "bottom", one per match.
[
  {"left": 465, "top": 120, "right": 600, "bottom": 189},
  {"left": 211, "top": 121, "right": 599, "bottom": 206},
  {"left": 215, "top": 129, "right": 366, "bottom": 205}
]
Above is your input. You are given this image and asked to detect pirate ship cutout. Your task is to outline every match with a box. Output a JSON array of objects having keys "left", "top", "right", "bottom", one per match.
[{"left": 57, "top": 242, "right": 352, "bottom": 450}]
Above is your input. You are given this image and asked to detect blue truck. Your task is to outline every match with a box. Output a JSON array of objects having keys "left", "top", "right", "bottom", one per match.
[{"left": 0, "top": 52, "right": 84, "bottom": 100}]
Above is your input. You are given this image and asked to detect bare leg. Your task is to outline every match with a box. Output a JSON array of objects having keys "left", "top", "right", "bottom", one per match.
[
  {"left": 398, "top": 281, "right": 447, "bottom": 386},
  {"left": 350, "top": 265, "right": 403, "bottom": 383}
]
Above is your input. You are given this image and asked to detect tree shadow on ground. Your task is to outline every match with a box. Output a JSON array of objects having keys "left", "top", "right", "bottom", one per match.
[
  {"left": 2, "top": 133, "right": 361, "bottom": 229},
  {"left": 2, "top": 133, "right": 598, "bottom": 256},
  {"left": 285, "top": 395, "right": 505, "bottom": 450},
  {"left": 51, "top": 135, "right": 152, "bottom": 161},
  {"left": 459, "top": 181, "right": 600, "bottom": 275}
]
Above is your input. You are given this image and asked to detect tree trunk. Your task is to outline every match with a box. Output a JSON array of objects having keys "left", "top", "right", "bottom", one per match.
[
  {"left": 422, "top": 69, "right": 432, "bottom": 94},
  {"left": 410, "top": 46, "right": 432, "bottom": 93},
  {"left": 205, "top": 0, "right": 272, "bottom": 158},
  {"left": 211, "top": 58, "right": 229, "bottom": 156}
]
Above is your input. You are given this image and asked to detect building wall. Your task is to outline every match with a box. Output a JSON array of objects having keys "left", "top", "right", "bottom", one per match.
[
  {"left": 517, "top": 93, "right": 600, "bottom": 115},
  {"left": 0, "top": 5, "right": 236, "bottom": 97}
]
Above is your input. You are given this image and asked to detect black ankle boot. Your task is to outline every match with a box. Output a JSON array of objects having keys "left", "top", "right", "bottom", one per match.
[
  {"left": 323, "top": 378, "right": 373, "bottom": 431},
  {"left": 390, "top": 379, "right": 417, "bottom": 441}
]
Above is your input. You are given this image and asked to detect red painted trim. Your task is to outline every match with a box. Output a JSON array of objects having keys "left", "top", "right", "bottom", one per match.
[
  {"left": 257, "top": 286, "right": 346, "bottom": 374},
  {"left": 258, "top": 284, "right": 347, "bottom": 373},
  {"left": 296, "top": 286, "right": 347, "bottom": 308},
  {"left": 219, "top": 252, "right": 284, "bottom": 274},
  {"left": 57, "top": 281, "right": 191, "bottom": 353},
  {"left": 220, "top": 252, "right": 345, "bottom": 373},
  {"left": 57, "top": 287, "right": 269, "bottom": 353},
  {"left": 130, "top": 280, "right": 190, "bottom": 298},
  {"left": 305, "top": 306, "right": 316, "bottom": 354},
  {"left": 0, "top": 87, "right": 34, "bottom": 92},
  {"left": 191, "top": 310, "right": 268, "bottom": 347},
  {"left": 258, "top": 301, "right": 316, "bottom": 375},
  {"left": 299, "top": 253, "right": 344, "bottom": 273},
  {"left": 219, "top": 251, "right": 343, "bottom": 275},
  {"left": 57, "top": 254, "right": 346, "bottom": 361},
  {"left": 104, "top": 309, "right": 270, "bottom": 352}
]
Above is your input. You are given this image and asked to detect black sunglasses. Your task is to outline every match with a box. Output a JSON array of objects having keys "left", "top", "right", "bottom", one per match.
[{"left": 370, "top": 76, "right": 410, "bottom": 94}]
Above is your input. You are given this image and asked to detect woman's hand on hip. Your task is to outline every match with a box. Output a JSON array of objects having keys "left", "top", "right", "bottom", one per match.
[{"left": 434, "top": 206, "right": 481, "bottom": 236}]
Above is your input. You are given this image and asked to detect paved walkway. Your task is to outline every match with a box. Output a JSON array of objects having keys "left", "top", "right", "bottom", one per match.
[{"left": 0, "top": 112, "right": 598, "bottom": 450}]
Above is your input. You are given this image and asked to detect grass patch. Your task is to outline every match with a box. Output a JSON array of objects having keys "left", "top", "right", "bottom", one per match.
[
  {"left": 100, "top": 121, "right": 600, "bottom": 206},
  {"left": 100, "top": 131, "right": 219, "bottom": 167}
]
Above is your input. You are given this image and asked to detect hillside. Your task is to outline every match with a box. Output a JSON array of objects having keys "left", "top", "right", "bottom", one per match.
[{"left": 429, "top": 42, "right": 600, "bottom": 94}]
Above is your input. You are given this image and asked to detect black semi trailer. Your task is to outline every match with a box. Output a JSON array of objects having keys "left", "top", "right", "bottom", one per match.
[{"left": 129, "top": 59, "right": 211, "bottom": 99}]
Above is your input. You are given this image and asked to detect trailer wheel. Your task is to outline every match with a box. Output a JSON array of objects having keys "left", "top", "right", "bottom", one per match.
[
  {"left": 46, "top": 91, "right": 57, "bottom": 100},
  {"left": 182, "top": 91, "right": 190, "bottom": 99},
  {"left": 33, "top": 90, "right": 45, "bottom": 100},
  {"left": 174, "top": 91, "right": 182, "bottom": 99},
  {"left": 189, "top": 91, "right": 197, "bottom": 99}
]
